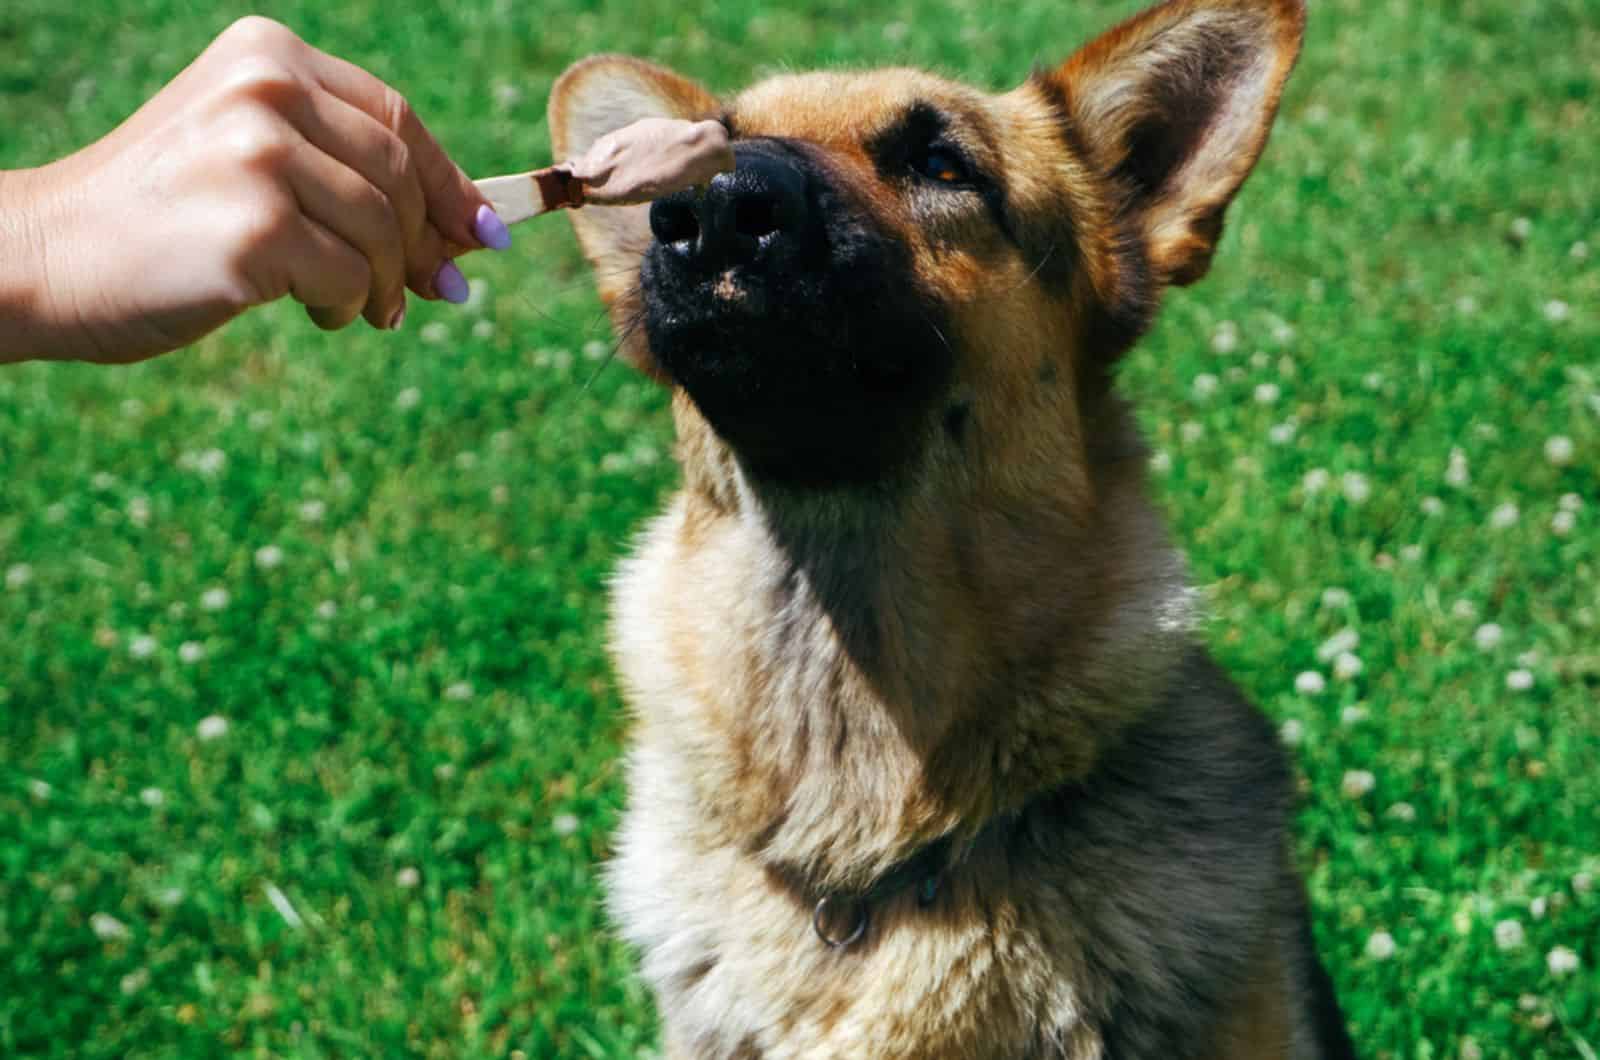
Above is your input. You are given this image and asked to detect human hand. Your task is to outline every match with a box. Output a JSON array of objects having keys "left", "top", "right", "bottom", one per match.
[{"left": 0, "top": 16, "right": 510, "bottom": 364}]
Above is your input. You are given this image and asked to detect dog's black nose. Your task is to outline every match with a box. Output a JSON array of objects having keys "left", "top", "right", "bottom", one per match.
[{"left": 648, "top": 146, "right": 811, "bottom": 268}]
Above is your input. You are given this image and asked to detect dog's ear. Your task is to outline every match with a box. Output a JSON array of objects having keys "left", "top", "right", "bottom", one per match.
[
  {"left": 1041, "top": 0, "right": 1304, "bottom": 286},
  {"left": 549, "top": 56, "right": 721, "bottom": 308}
]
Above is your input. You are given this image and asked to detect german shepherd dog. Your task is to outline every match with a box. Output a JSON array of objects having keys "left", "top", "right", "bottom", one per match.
[{"left": 550, "top": 0, "right": 1355, "bottom": 1055}]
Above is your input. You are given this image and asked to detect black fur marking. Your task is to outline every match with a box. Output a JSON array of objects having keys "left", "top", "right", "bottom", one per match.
[
  {"left": 944, "top": 399, "right": 972, "bottom": 443},
  {"left": 641, "top": 137, "right": 955, "bottom": 488},
  {"left": 865, "top": 102, "right": 1019, "bottom": 247}
]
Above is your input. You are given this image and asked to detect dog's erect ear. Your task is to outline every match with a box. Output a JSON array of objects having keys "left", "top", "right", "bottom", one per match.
[
  {"left": 548, "top": 56, "right": 721, "bottom": 307},
  {"left": 1042, "top": 0, "right": 1304, "bottom": 286}
]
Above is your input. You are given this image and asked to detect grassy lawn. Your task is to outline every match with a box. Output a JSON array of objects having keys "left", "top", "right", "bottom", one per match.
[{"left": 2, "top": 0, "right": 1596, "bottom": 1056}]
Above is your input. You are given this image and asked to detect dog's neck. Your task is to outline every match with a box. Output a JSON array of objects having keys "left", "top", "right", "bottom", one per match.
[{"left": 626, "top": 396, "right": 1195, "bottom": 891}]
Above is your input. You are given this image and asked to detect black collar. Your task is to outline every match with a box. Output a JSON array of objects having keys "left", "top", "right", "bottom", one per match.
[{"left": 811, "top": 833, "right": 957, "bottom": 948}]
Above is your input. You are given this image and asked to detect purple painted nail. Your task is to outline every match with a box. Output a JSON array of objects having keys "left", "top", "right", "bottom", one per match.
[
  {"left": 473, "top": 204, "right": 512, "bottom": 251},
  {"left": 434, "top": 260, "right": 470, "bottom": 304}
]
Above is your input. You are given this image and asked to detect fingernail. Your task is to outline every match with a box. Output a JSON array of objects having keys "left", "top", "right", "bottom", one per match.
[
  {"left": 473, "top": 205, "right": 512, "bottom": 251},
  {"left": 434, "top": 260, "right": 470, "bottom": 304},
  {"left": 388, "top": 302, "right": 407, "bottom": 330}
]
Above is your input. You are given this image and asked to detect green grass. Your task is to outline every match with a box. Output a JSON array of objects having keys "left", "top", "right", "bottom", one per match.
[{"left": 2, "top": 0, "right": 1596, "bottom": 1056}]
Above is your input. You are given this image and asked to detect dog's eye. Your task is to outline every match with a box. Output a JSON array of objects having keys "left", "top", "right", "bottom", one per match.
[{"left": 910, "top": 146, "right": 971, "bottom": 186}]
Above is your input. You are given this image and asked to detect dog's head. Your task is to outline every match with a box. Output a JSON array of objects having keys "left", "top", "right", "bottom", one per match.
[{"left": 552, "top": 0, "right": 1303, "bottom": 491}]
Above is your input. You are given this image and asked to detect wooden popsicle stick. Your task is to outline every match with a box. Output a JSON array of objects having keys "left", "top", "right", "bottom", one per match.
[{"left": 472, "top": 167, "right": 585, "bottom": 226}]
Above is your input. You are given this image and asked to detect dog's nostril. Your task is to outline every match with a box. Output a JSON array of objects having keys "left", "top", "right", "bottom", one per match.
[
  {"left": 734, "top": 195, "right": 780, "bottom": 239},
  {"left": 650, "top": 199, "right": 700, "bottom": 247}
]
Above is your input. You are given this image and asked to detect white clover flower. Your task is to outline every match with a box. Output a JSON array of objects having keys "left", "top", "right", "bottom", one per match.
[
  {"left": 200, "top": 587, "right": 230, "bottom": 611},
  {"left": 1421, "top": 496, "right": 1445, "bottom": 516},
  {"left": 1268, "top": 421, "right": 1298, "bottom": 445},
  {"left": 45, "top": 502, "right": 68, "bottom": 524},
  {"left": 196, "top": 715, "right": 229, "bottom": 741},
  {"left": 1489, "top": 503, "right": 1520, "bottom": 530},
  {"left": 178, "top": 641, "right": 205, "bottom": 665},
  {"left": 471, "top": 319, "right": 496, "bottom": 340},
  {"left": 1250, "top": 351, "right": 1271, "bottom": 370},
  {"left": 126, "top": 496, "right": 151, "bottom": 526},
  {"left": 1364, "top": 930, "right": 1396, "bottom": 960},
  {"left": 1474, "top": 623, "right": 1504, "bottom": 651},
  {"left": 1506, "top": 669, "right": 1534, "bottom": 691},
  {"left": 1451, "top": 598, "right": 1478, "bottom": 621},
  {"left": 420, "top": 321, "right": 451, "bottom": 344},
  {"left": 1341, "top": 705, "right": 1370, "bottom": 726},
  {"left": 1547, "top": 946, "right": 1580, "bottom": 977},
  {"left": 553, "top": 813, "right": 580, "bottom": 837},
  {"left": 1179, "top": 421, "right": 1205, "bottom": 445},
  {"left": 1149, "top": 450, "right": 1173, "bottom": 474},
  {"left": 315, "top": 600, "right": 338, "bottom": 620},
  {"left": 1460, "top": 1040, "right": 1484, "bottom": 1060},
  {"left": 1544, "top": 436, "right": 1575, "bottom": 466},
  {"left": 1494, "top": 919, "right": 1526, "bottom": 950},
  {"left": 90, "top": 912, "right": 129, "bottom": 942},
  {"left": 1295, "top": 671, "right": 1327, "bottom": 696},
  {"left": 5, "top": 563, "right": 32, "bottom": 590},
  {"left": 298, "top": 500, "right": 327, "bottom": 524},
  {"left": 91, "top": 472, "right": 116, "bottom": 491},
  {"left": 1573, "top": 872, "right": 1593, "bottom": 894},
  {"left": 395, "top": 387, "right": 422, "bottom": 411},
  {"left": 1362, "top": 372, "right": 1384, "bottom": 392},
  {"left": 395, "top": 867, "right": 421, "bottom": 889},
  {"left": 1455, "top": 295, "right": 1479, "bottom": 315},
  {"left": 120, "top": 968, "right": 150, "bottom": 996},
  {"left": 1317, "top": 628, "right": 1361, "bottom": 663},
  {"left": 600, "top": 452, "right": 631, "bottom": 474},
  {"left": 492, "top": 80, "right": 523, "bottom": 107},
  {"left": 254, "top": 544, "right": 284, "bottom": 570},
  {"left": 128, "top": 635, "right": 157, "bottom": 660},
  {"left": 1271, "top": 319, "right": 1296, "bottom": 344},
  {"left": 1531, "top": 896, "right": 1548, "bottom": 919},
  {"left": 1341, "top": 472, "right": 1371, "bottom": 505},
  {"left": 444, "top": 682, "right": 474, "bottom": 702},
  {"left": 1552, "top": 510, "right": 1577, "bottom": 537},
  {"left": 27, "top": 778, "right": 52, "bottom": 801},
  {"left": 1543, "top": 299, "right": 1571, "bottom": 323},
  {"left": 1211, "top": 321, "right": 1239, "bottom": 354},
  {"left": 1342, "top": 770, "right": 1376, "bottom": 799},
  {"left": 1321, "top": 587, "right": 1352, "bottom": 610},
  {"left": 1444, "top": 449, "right": 1471, "bottom": 489},
  {"left": 1572, "top": 241, "right": 1591, "bottom": 261},
  {"left": 1386, "top": 802, "right": 1418, "bottom": 823},
  {"left": 1254, "top": 382, "right": 1281, "bottom": 404},
  {"left": 583, "top": 340, "right": 610, "bottom": 361},
  {"left": 434, "top": 763, "right": 457, "bottom": 781},
  {"left": 1192, "top": 373, "right": 1220, "bottom": 398},
  {"left": 248, "top": 409, "right": 274, "bottom": 430},
  {"left": 1510, "top": 217, "right": 1533, "bottom": 242},
  {"left": 1279, "top": 719, "right": 1305, "bottom": 747},
  {"left": 1560, "top": 493, "right": 1583, "bottom": 512},
  {"left": 455, "top": 452, "right": 479, "bottom": 471},
  {"left": 1400, "top": 544, "right": 1424, "bottom": 564},
  {"left": 139, "top": 787, "right": 165, "bottom": 808},
  {"left": 1303, "top": 468, "right": 1331, "bottom": 494}
]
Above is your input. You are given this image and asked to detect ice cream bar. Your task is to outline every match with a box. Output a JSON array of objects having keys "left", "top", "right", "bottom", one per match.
[{"left": 472, "top": 117, "right": 734, "bottom": 225}]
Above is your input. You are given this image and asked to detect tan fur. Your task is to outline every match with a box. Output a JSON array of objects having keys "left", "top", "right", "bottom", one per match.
[{"left": 551, "top": 2, "right": 1320, "bottom": 1057}]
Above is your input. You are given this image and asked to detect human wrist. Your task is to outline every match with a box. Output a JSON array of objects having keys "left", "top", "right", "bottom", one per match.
[{"left": 0, "top": 165, "right": 76, "bottom": 364}]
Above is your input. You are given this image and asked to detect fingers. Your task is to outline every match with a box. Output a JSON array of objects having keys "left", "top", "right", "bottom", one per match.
[
  {"left": 299, "top": 45, "right": 494, "bottom": 254},
  {"left": 283, "top": 140, "right": 407, "bottom": 328},
  {"left": 280, "top": 214, "right": 372, "bottom": 330},
  {"left": 284, "top": 86, "right": 460, "bottom": 305}
]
